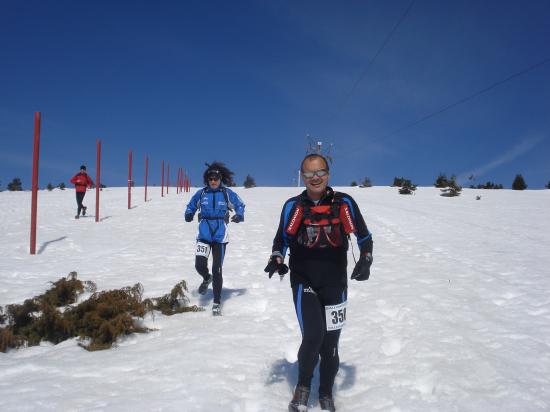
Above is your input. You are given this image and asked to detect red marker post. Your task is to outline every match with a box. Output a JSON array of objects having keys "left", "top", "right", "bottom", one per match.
[
  {"left": 30, "top": 112, "right": 41, "bottom": 255},
  {"left": 167, "top": 163, "right": 170, "bottom": 195},
  {"left": 95, "top": 140, "right": 101, "bottom": 222}
]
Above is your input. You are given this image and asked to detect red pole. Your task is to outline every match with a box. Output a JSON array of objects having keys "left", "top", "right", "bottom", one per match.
[
  {"left": 128, "top": 149, "right": 132, "bottom": 209},
  {"left": 144, "top": 155, "right": 149, "bottom": 202},
  {"left": 30, "top": 112, "right": 41, "bottom": 255},
  {"left": 95, "top": 139, "right": 101, "bottom": 222},
  {"left": 167, "top": 163, "right": 170, "bottom": 194},
  {"left": 178, "top": 168, "right": 182, "bottom": 193},
  {"left": 161, "top": 160, "right": 164, "bottom": 197}
]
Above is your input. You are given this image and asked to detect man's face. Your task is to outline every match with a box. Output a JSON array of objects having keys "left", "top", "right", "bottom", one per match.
[{"left": 302, "top": 157, "right": 329, "bottom": 199}]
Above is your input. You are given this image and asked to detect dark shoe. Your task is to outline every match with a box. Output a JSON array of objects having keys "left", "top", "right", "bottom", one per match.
[
  {"left": 288, "top": 385, "right": 309, "bottom": 411},
  {"left": 82, "top": 206, "right": 87, "bottom": 216},
  {"left": 75, "top": 215, "right": 80, "bottom": 219},
  {"left": 198, "top": 275, "right": 212, "bottom": 295},
  {"left": 319, "top": 395, "right": 336, "bottom": 411},
  {"left": 212, "top": 303, "right": 222, "bottom": 316}
]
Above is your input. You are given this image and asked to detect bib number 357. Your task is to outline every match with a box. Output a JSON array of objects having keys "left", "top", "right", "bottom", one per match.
[
  {"left": 325, "top": 301, "right": 347, "bottom": 331},
  {"left": 196, "top": 241, "right": 211, "bottom": 258}
]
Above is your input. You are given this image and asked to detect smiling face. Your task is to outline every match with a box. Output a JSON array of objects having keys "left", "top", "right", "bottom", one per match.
[{"left": 301, "top": 156, "right": 330, "bottom": 200}]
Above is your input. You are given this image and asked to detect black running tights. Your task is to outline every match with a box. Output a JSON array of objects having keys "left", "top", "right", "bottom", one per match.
[
  {"left": 195, "top": 242, "right": 226, "bottom": 304},
  {"left": 292, "top": 283, "right": 347, "bottom": 397}
]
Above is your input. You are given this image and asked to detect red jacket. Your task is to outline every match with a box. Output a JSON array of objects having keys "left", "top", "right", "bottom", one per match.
[{"left": 70, "top": 172, "right": 93, "bottom": 193}]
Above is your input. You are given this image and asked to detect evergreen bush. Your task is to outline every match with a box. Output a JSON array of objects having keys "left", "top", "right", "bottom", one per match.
[
  {"left": 434, "top": 173, "right": 449, "bottom": 188},
  {"left": 512, "top": 174, "right": 527, "bottom": 190},
  {"left": 7, "top": 178, "right": 23, "bottom": 191},
  {"left": 0, "top": 272, "right": 202, "bottom": 353},
  {"left": 243, "top": 174, "right": 256, "bottom": 188},
  {"left": 398, "top": 179, "right": 417, "bottom": 194},
  {"left": 440, "top": 175, "right": 462, "bottom": 197}
]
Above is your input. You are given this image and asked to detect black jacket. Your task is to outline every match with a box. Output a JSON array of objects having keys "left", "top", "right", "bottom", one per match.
[{"left": 272, "top": 187, "right": 373, "bottom": 288}]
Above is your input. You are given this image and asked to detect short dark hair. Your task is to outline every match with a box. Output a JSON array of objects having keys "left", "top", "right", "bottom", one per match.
[
  {"left": 80, "top": 165, "right": 86, "bottom": 170},
  {"left": 300, "top": 154, "right": 329, "bottom": 173}
]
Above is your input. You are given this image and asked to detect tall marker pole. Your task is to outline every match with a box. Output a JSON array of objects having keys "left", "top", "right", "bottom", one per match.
[
  {"left": 30, "top": 112, "right": 41, "bottom": 255},
  {"left": 95, "top": 139, "right": 101, "bottom": 222},
  {"left": 167, "top": 163, "right": 170, "bottom": 194},
  {"left": 128, "top": 149, "right": 133, "bottom": 209}
]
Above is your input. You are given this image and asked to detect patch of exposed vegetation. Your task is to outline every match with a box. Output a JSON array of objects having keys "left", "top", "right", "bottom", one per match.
[{"left": 0, "top": 273, "right": 203, "bottom": 353}]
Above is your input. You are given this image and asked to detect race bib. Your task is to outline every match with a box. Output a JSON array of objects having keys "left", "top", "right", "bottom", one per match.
[
  {"left": 195, "top": 241, "right": 211, "bottom": 257},
  {"left": 325, "top": 301, "right": 347, "bottom": 331}
]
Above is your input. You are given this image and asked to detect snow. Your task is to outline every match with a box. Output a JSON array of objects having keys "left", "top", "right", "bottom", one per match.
[{"left": 1, "top": 186, "right": 550, "bottom": 411}]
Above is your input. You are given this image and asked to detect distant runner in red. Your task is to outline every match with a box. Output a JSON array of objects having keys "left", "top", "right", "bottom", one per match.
[{"left": 70, "top": 165, "right": 94, "bottom": 219}]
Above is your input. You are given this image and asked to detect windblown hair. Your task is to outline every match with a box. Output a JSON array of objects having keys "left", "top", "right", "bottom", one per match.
[{"left": 203, "top": 161, "right": 235, "bottom": 186}]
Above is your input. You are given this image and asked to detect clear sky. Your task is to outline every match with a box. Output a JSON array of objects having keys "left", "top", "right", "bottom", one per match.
[{"left": 1, "top": 0, "right": 549, "bottom": 189}]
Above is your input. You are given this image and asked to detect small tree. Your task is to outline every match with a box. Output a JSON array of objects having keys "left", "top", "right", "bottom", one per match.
[
  {"left": 392, "top": 177, "right": 405, "bottom": 187},
  {"left": 440, "top": 175, "right": 462, "bottom": 197},
  {"left": 243, "top": 174, "right": 256, "bottom": 188},
  {"left": 7, "top": 178, "right": 23, "bottom": 191},
  {"left": 546, "top": 181, "right": 550, "bottom": 189},
  {"left": 47, "top": 183, "right": 54, "bottom": 191},
  {"left": 512, "top": 174, "right": 527, "bottom": 190},
  {"left": 361, "top": 177, "right": 372, "bottom": 187},
  {"left": 398, "top": 179, "right": 417, "bottom": 195},
  {"left": 351, "top": 181, "right": 358, "bottom": 187},
  {"left": 58, "top": 182, "right": 66, "bottom": 190},
  {"left": 434, "top": 173, "right": 449, "bottom": 188}
]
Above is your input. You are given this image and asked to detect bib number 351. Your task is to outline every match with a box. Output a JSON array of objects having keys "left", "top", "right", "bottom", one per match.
[
  {"left": 195, "top": 241, "right": 211, "bottom": 258},
  {"left": 325, "top": 301, "right": 347, "bottom": 331}
]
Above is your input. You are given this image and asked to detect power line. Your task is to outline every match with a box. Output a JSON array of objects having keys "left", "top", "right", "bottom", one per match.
[
  {"left": 328, "top": 0, "right": 416, "bottom": 124},
  {"left": 371, "top": 56, "right": 550, "bottom": 143},
  {"left": 334, "top": 55, "right": 550, "bottom": 163}
]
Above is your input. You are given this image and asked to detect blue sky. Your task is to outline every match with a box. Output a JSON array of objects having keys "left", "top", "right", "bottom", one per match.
[{"left": 1, "top": 0, "right": 549, "bottom": 189}]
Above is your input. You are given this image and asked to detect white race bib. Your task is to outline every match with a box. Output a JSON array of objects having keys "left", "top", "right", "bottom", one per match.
[
  {"left": 195, "top": 241, "right": 211, "bottom": 258},
  {"left": 325, "top": 301, "right": 347, "bottom": 331}
]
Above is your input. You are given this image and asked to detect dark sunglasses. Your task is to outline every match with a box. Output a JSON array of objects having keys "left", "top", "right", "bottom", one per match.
[
  {"left": 208, "top": 175, "right": 221, "bottom": 181},
  {"left": 302, "top": 169, "right": 328, "bottom": 179}
]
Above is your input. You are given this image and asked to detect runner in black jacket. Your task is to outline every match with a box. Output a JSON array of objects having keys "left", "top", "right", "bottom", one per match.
[{"left": 265, "top": 154, "right": 373, "bottom": 412}]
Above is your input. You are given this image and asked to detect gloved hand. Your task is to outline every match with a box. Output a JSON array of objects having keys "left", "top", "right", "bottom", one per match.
[
  {"left": 264, "top": 256, "right": 289, "bottom": 279},
  {"left": 351, "top": 253, "right": 373, "bottom": 281},
  {"left": 185, "top": 213, "right": 194, "bottom": 222},
  {"left": 231, "top": 214, "right": 244, "bottom": 223}
]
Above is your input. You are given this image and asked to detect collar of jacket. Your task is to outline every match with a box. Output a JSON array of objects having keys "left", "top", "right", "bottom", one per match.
[
  {"left": 204, "top": 185, "right": 225, "bottom": 192},
  {"left": 300, "top": 186, "right": 334, "bottom": 205}
]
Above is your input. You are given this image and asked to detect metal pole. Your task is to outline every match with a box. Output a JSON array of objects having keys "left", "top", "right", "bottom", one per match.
[{"left": 30, "top": 112, "right": 41, "bottom": 255}]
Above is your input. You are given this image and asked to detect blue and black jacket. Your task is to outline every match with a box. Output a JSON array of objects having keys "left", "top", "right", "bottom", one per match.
[
  {"left": 272, "top": 187, "right": 372, "bottom": 287},
  {"left": 185, "top": 186, "right": 245, "bottom": 244}
]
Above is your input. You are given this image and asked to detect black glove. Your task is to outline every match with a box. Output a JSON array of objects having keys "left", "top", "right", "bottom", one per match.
[
  {"left": 264, "top": 256, "right": 289, "bottom": 279},
  {"left": 351, "top": 253, "right": 373, "bottom": 281},
  {"left": 185, "top": 213, "right": 194, "bottom": 222},
  {"left": 231, "top": 214, "right": 243, "bottom": 223}
]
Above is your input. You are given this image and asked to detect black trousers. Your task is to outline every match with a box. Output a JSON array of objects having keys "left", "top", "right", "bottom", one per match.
[
  {"left": 292, "top": 283, "right": 347, "bottom": 397},
  {"left": 75, "top": 191, "right": 86, "bottom": 215},
  {"left": 195, "top": 242, "right": 226, "bottom": 304}
]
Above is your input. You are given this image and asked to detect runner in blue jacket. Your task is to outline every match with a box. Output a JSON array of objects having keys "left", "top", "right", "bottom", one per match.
[{"left": 185, "top": 162, "right": 245, "bottom": 315}]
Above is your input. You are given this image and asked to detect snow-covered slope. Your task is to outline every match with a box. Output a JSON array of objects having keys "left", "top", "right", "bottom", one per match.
[{"left": 1, "top": 186, "right": 549, "bottom": 411}]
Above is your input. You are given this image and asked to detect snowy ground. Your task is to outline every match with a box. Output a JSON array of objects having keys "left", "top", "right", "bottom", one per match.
[{"left": 1, "top": 186, "right": 549, "bottom": 411}]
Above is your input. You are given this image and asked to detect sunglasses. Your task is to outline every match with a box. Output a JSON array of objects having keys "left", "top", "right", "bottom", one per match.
[
  {"left": 208, "top": 175, "right": 221, "bottom": 181},
  {"left": 302, "top": 169, "right": 329, "bottom": 179}
]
